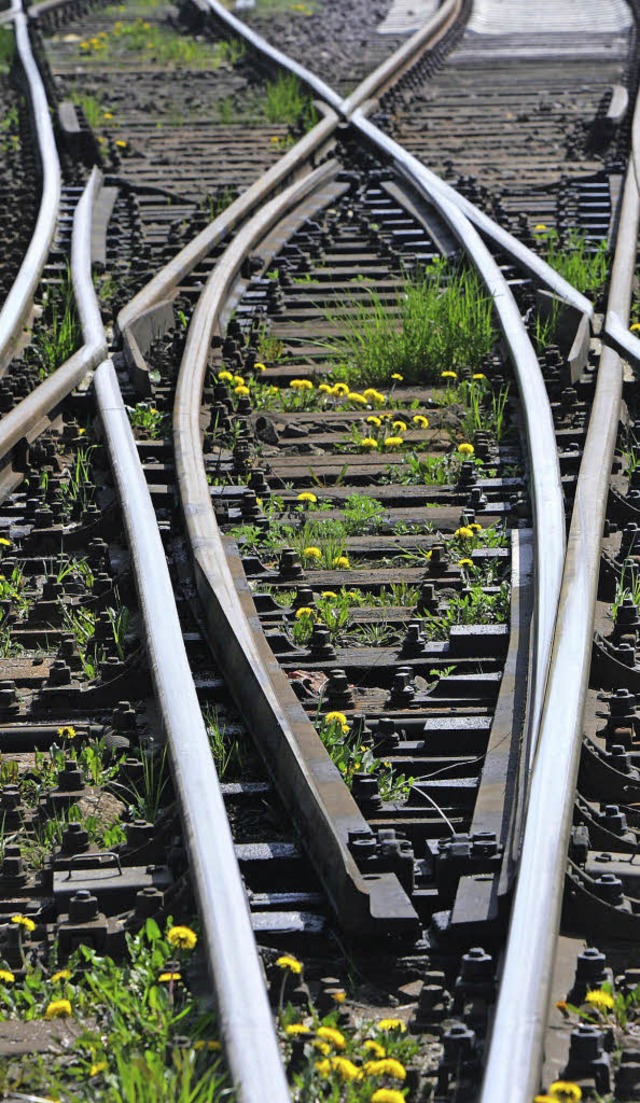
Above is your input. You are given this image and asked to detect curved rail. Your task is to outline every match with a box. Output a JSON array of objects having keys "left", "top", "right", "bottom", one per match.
[
  {"left": 57, "top": 188, "right": 292, "bottom": 1103},
  {"left": 479, "top": 67, "right": 640, "bottom": 1103},
  {"left": 0, "top": 0, "right": 61, "bottom": 371}
]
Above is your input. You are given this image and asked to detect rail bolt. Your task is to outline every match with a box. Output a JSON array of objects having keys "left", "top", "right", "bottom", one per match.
[
  {"left": 62, "top": 822, "right": 90, "bottom": 855},
  {"left": 594, "top": 873, "right": 625, "bottom": 906},
  {"left": 68, "top": 890, "right": 99, "bottom": 923}
]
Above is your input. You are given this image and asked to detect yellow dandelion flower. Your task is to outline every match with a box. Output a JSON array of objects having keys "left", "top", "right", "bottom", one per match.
[
  {"left": 363, "top": 1040, "right": 386, "bottom": 1057},
  {"left": 0, "top": 538, "right": 11, "bottom": 546},
  {"left": 392, "top": 420, "right": 407, "bottom": 432},
  {"left": 316, "top": 1026, "right": 346, "bottom": 1050},
  {"left": 390, "top": 373, "right": 403, "bottom": 381},
  {"left": 158, "top": 972, "right": 182, "bottom": 983},
  {"left": 44, "top": 999, "right": 72, "bottom": 1020},
  {"left": 276, "top": 954, "right": 303, "bottom": 974},
  {"left": 534, "top": 223, "right": 547, "bottom": 231},
  {"left": 585, "top": 989, "right": 615, "bottom": 1012},
  {"left": 454, "top": 526, "right": 474, "bottom": 540},
  {"left": 315, "top": 1057, "right": 331, "bottom": 1071},
  {"left": 57, "top": 726, "right": 76, "bottom": 739},
  {"left": 366, "top": 415, "right": 382, "bottom": 426},
  {"left": 630, "top": 323, "right": 640, "bottom": 332},
  {"left": 115, "top": 139, "right": 128, "bottom": 149},
  {"left": 332, "top": 382, "right": 350, "bottom": 396},
  {"left": 324, "top": 711, "right": 348, "bottom": 726},
  {"left": 51, "top": 970, "right": 72, "bottom": 983},
  {"left": 348, "top": 392, "right": 368, "bottom": 405},
  {"left": 0, "top": 969, "right": 15, "bottom": 984},
  {"left": 315, "top": 1055, "right": 359, "bottom": 1080},
  {"left": 232, "top": 375, "right": 244, "bottom": 386},
  {"left": 549, "top": 1084, "right": 582, "bottom": 1102},
  {"left": 11, "top": 915, "right": 35, "bottom": 933},
  {"left": 472, "top": 373, "right": 486, "bottom": 380},
  {"left": 89, "top": 1062, "right": 108, "bottom": 1077},
  {"left": 295, "top": 607, "right": 316, "bottom": 619},
  {"left": 167, "top": 925, "right": 197, "bottom": 950},
  {"left": 218, "top": 371, "right": 233, "bottom": 382},
  {"left": 458, "top": 442, "right": 475, "bottom": 455},
  {"left": 314, "top": 1041, "right": 331, "bottom": 1056},
  {"left": 320, "top": 591, "right": 337, "bottom": 599},
  {"left": 412, "top": 415, "right": 429, "bottom": 428},
  {"left": 371, "top": 1091, "right": 407, "bottom": 1103},
  {"left": 441, "top": 370, "right": 457, "bottom": 380},
  {"left": 360, "top": 437, "right": 379, "bottom": 450},
  {"left": 458, "top": 558, "right": 473, "bottom": 568},
  {"left": 297, "top": 492, "right": 318, "bottom": 503},
  {"left": 285, "top": 1023, "right": 311, "bottom": 1036},
  {"left": 376, "top": 1019, "right": 406, "bottom": 1032},
  {"left": 290, "top": 379, "right": 313, "bottom": 390},
  {"left": 234, "top": 385, "right": 250, "bottom": 396},
  {"left": 469, "top": 523, "right": 483, "bottom": 532},
  {"left": 363, "top": 1058, "right": 406, "bottom": 1080},
  {"left": 302, "top": 546, "right": 322, "bottom": 560},
  {"left": 383, "top": 437, "right": 404, "bottom": 449},
  {"left": 332, "top": 556, "right": 350, "bottom": 569},
  {"left": 318, "top": 383, "right": 333, "bottom": 393},
  {"left": 102, "top": 111, "right": 114, "bottom": 120},
  {"left": 331, "top": 990, "right": 346, "bottom": 1003},
  {"left": 254, "top": 362, "right": 267, "bottom": 372}
]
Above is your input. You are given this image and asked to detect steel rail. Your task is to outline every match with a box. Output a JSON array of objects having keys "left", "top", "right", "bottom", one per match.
[
  {"left": 173, "top": 160, "right": 419, "bottom": 934},
  {"left": 0, "top": 169, "right": 106, "bottom": 466},
  {"left": 478, "top": 69, "right": 640, "bottom": 1103},
  {"left": 58, "top": 187, "right": 292, "bottom": 1103},
  {"left": 0, "top": 0, "right": 61, "bottom": 371},
  {"left": 198, "top": 0, "right": 592, "bottom": 317}
]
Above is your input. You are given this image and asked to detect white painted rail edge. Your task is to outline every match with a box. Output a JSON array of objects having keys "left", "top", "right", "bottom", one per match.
[
  {"left": 0, "top": 0, "right": 61, "bottom": 367},
  {"left": 478, "top": 62, "right": 640, "bottom": 1103},
  {"left": 70, "top": 186, "right": 290, "bottom": 1103},
  {"left": 354, "top": 111, "right": 565, "bottom": 758}
]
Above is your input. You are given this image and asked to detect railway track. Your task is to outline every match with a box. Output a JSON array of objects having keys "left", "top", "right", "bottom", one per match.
[{"left": 0, "top": 0, "right": 639, "bottom": 1100}]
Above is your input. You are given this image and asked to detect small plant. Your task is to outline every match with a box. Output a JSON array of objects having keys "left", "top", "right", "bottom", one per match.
[
  {"left": 203, "top": 704, "right": 246, "bottom": 780},
  {"left": 28, "top": 270, "right": 80, "bottom": 378},
  {"left": 264, "top": 71, "right": 317, "bottom": 128},
  {"left": 534, "top": 225, "right": 608, "bottom": 296},
  {"left": 127, "top": 402, "right": 167, "bottom": 439},
  {"left": 0, "top": 27, "right": 15, "bottom": 75}
]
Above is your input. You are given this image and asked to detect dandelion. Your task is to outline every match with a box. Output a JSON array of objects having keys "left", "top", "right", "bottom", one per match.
[
  {"left": 363, "top": 1058, "right": 406, "bottom": 1081},
  {"left": 458, "top": 442, "right": 475, "bottom": 455},
  {"left": 316, "top": 1055, "right": 359, "bottom": 1080},
  {"left": 363, "top": 1040, "right": 386, "bottom": 1057},
  {"left": 390, "top": 373, "right": 403, "bottom": 382},
  {"left": 392, "top": 421, "right": 407, "bottom": 432},
  {"left": 412, "top": 415, "right": 429, "bottom": 428},
  {"left": 348, "top": 392, "right": 368, "bottom": 405},
  {"left": 332, "top": 383, "right": 350, "bottom": 396},
  {"left": 295, "top": 607, "right": 316, "bottom": 620},
  {"left": 316, "top": 1026, "right": 346, "bottom": 1050},
  {"left": 11, "top": 915, "right": 35, "bottom": 933},
  {"left": 324, "top": 711, "right": 348, "bottom": 726},
  {"left": 218, "top": 371, "right": 233, "bottom": 382},
  {"left": 51, "top": 970, "right": 72, "bottom": 983},
  {"left": 585, "top": 989, "right": 615, "bottom": 1012},
  {"left": 332, "top": 556, "right": 350, "bottom": 569},
  {"left": 276, "top": 954, "right": 303, "bottom": 974},
  {"left": 441, "top": 370, "right": 458, "bottom": 380},
  {"left": 360, "top": 438, "right": 379, "bottom": 450},
  {"left": 383, "top": 437, "right": 404, "bottom": 449},
  {"left": 290, "top": 379, "right": 313, "bottom": 390},
  {"left": 376, "top": 1019, "right": 406, "bottom": 1033},
  {"left": 314, "top": 1041, "right": 331, "bottom": 1056},
  {"left": 319, "top": 383, "right": 334, "bottom": 393},
  {"left": 331, "top": 989, "right": 346, "bottom": 1003},
  {"left": 285, "top": 1023, "right": 311, "bottom": 1036},
  {"left": 366, "top": 416, "right": 382, "bottom": 426},
  {"left": 0, "top": 970, "right": 14, "bottom": 984},
  {"left": 472, "top": 373, "right": 486, "bottom": 380},
  {"left": 297, "top": 492, "right": 318, "bottom": 504},
  {"left": 302, "top": 547, "right": 322, "bottom": 560},
  {"left": 630, "top": 323, "right": 640, "bottom": 333},
  {"left": 89, "top": 1062, "right": 108, "bottom": 1077},
  {"left": 371, "top": 1091, "right": 406, "bottom": 1103},
  {"left": 254, "top": 362, "right": 267, "bottom": 372},
  {"left": 454, "top": 526, "right": 474, "bottom": 540},
  {"left": 234, "top": 385, "right": 250, "bottom": 396},
  {"left": 0, "top": 538, "right": 11, "bottom": 546},
  {"left": 57, "top": 726, "right": 76, "bottom": 739},
  {"left": 321, "top": 591, "right": 337, "bottom": 599},
  {"left": 549, "top": 1084, "right": 582, "bottom": 1102},
  {"left": 44, "top": 999, "right": 72, "bottom": 1020},
  {"left": 158, "top": 972, "right": 182, "bottom": 983},
  {"left": 458, "top": 558, "right": 473, "bottom": 568},
  {"left": 115, "top": 139, "right": 128, "bottom": 149},
  {"left": 167, "top": 925, "right": 197, "bottom": 950},
  {"left": 469, "top": 523, "right": 483, "bottom": 532},
  {"left": 534, "top": 223, "right": 547, "bottom": 231},
  {"left": 233, "top": 376, "right": 245, "bottom": 387}
]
